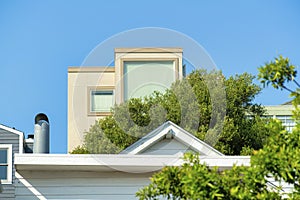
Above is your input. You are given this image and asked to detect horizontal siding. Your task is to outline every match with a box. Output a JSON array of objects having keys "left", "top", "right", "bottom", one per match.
[
  {"left": 16, "top": 186, "right": 142, "bottom": 195},
  {"left": 0, "top": 184, "right": 15, "bottom": 199},
  {"left": 16, "top": 171, "right": 151, "bottom": 200},
  {"left": 0, "top": 128, "right": 20, "bottom": 153},
  {"left": 16, "top": 171, "right": 153, "bottom": 179},
  {"left": 16, "top": 194, "right": 136, "bottom": 200},
  {"left": 141, "top": 138, "right": 195, "bottom": 155},
  {"left": 15, "top": 177, "right": 149, "bottom": 187},
  {"left": 141, "top": 149, "right": 194, "bottom": 155},
  {"left": 15, "top": 172, "right": 295, "bottom": 200},
  {"left": 0, "top": 127, "right": 21, "bottom": 199}
]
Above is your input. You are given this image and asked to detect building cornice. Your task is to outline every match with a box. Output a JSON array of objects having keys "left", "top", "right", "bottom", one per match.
[
  {"left": 114, "top": 47, "right": 183, "bottom": 53},
  {"left": 68, "top": 67, "right": 115, "bottom": 73}
]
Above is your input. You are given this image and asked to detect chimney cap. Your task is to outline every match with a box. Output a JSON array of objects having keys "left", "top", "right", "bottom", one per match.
[{"left": 35, "top": 113, "right": 49, "bottom": 124}]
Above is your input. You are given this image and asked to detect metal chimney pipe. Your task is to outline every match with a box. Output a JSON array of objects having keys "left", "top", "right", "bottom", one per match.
[{"left": 33, "top": 113, "right": 49, "bottom": 153}]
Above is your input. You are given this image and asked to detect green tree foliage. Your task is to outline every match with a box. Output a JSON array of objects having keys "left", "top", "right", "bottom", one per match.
[
  {"left": 70, "top": 145, "right": 90, "bottom": 154},
  {"left": 258, "top": 55, "right": 300, "bottom": 119},
  {"left": 136, "top": 56, "right": 300, "bottom": 199},
  {"left": 80, "top": 69, "right": 271, "bottom": 155},
  {"left": 258, "top": 55, "right": 298, "bottom": 92},
  {"left": 136, "top": 152, "right": 282, "bottom": 199},
  {"left": 256, "top": 55, "right": 300, "bottom": 198}
]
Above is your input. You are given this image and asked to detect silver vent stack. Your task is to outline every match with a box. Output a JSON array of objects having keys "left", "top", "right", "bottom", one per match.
[{"left": 33, "top": 113, "right": 49, "bottom": 153}]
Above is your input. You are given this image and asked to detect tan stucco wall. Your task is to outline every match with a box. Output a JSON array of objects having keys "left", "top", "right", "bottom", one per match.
[
  {"left": 68, "top": 48, "right": 183, "bottom": 152},
  {"left": 68, "top": 67, "right": 115, "bottom": 152}
]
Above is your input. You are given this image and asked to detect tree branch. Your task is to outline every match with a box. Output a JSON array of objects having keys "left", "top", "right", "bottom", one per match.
[
  {"left": 293, "top": 79, "right": 300, "bottom": 88},
  {"left": 282, "top": 85, "right": 295, "bottom": 93}
]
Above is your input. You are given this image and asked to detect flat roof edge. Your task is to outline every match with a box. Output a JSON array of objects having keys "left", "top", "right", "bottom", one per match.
[
  {"left": 114, "top": 47, "right": 183, "bottom": 53},
  {"left": 15, "top": 154, "right": 250, "bottom": 168},
  {"left": 68, "top": 67, "right": 115, "bottom": 73}
]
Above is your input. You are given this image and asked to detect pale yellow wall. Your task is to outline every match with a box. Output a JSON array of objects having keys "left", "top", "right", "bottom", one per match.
[
  {"left": 68, "top": 48, "right": 183, "bottom": 152},
  {"left": 68, "top": 67, "right": 115, "bottom": 152}
]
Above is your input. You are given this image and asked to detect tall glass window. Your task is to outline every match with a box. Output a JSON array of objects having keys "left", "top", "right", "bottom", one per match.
[
  {"left": 123, "top": 61, "right": 175, "bottom": 100},
  {"left": 0, "top": 144, "right": 12, "bottom": 184},
  {"left": 0, "top": 149, "right": 8, "bottom": 180}
]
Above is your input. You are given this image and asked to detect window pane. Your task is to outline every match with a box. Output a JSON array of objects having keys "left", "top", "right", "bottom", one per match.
[
  {"left": 276, "top": 115, "right": 287, "bottom": 120},
  {"left": 286, "top": 119, "right": 294, "bottom": 124},
  {"left": 0, "top": 165, "right": 7, "bottom": 179},
  {"left": 123, "top": 61, "right": 175, "bottom": 100},
  {"left": 0, "top": 149, "right": 7, "bottom": 163},
  {"left": 91, "top": 91, "right": 114, "bottom": 112}
]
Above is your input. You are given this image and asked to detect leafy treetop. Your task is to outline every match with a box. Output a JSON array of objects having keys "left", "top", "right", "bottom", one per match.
[
  {"left": 136, "top": 56, "right": 300, "bottom": 199},
  {"left": 72, "top": 69, "right": 271, "bottom": 156}
]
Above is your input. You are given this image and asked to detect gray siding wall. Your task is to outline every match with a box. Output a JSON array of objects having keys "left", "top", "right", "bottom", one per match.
[
  {"left": 15, "top": 171, "right": 152, "bottom": 200},
  {"left": 0, "top": 127, "right": 21, "bottom": 200},
  {"left": 141, "top": 138, "right": 194, "bottom": 155}
]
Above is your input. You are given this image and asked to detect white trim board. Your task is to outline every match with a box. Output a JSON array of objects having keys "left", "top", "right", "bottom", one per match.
[{"left": 15, "top": 154, "right": 250, "bottom": 172}]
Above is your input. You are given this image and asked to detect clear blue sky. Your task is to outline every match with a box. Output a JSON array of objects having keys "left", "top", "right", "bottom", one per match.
[{"left": 0, "top": 0, "right": 299, "bottom": 153}]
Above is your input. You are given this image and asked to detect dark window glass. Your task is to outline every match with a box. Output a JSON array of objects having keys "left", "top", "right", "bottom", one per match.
[
  {"left": 0, "top": 149, "right": 7, "bottom": 163},
  {"left": 0, "top": 166, "right": 7, "bottom": 179}
]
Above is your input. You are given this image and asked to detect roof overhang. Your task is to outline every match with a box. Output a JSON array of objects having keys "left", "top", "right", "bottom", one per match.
[{"left": 15, "top": 154, "right": 250, "bottom": 173}]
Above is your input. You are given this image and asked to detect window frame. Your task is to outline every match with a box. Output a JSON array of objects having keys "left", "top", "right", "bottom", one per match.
[
  {"left": 0, "top": 144, "right": 12, "bottom": 184},
  {"left": 275, "top": 115, "right": 295, "bottom": 132},
  {"left": 87, "top": 86, "right": 115, "bottom": 116}
]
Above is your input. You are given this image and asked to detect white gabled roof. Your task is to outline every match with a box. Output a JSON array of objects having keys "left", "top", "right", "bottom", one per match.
[
  {"left": 121, "top": 121, "right": 224, "bottom": 156},
  {"left": 0, "top": 124, "right": 24, "bottom": 154}
]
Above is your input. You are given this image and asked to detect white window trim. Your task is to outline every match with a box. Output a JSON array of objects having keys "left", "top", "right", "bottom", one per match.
[{"left": 0, "top": 144, "right": 12, "bottom": 184}]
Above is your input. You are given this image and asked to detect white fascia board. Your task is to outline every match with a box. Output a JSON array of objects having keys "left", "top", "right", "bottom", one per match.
[
  {"left": 167, "top": 121, "right": 224, "bottom": 156},
  {"left": 14, "top": 154, "right": 250, "bottom": 172},
  {"left": 122, "top": 122, "right": 171, "bottom": 154},
  {"left": 0, "top": 124, "right": 24, "bottom": 154},
  {"left": 173, "top": 128, "right": 224, "bottom": 156}
]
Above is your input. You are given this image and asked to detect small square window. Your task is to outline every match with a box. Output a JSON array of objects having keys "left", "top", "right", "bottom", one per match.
[
  {"left": 88, "top": 87, "right": 114, "bottom": 115},
  {"left": 0, "top": 144, "right": 12, "bottom": 184}
]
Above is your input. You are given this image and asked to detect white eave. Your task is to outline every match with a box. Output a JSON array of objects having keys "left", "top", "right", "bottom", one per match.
[{"left": 15, "top": 154, "right": 250, "bottom": 173}]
